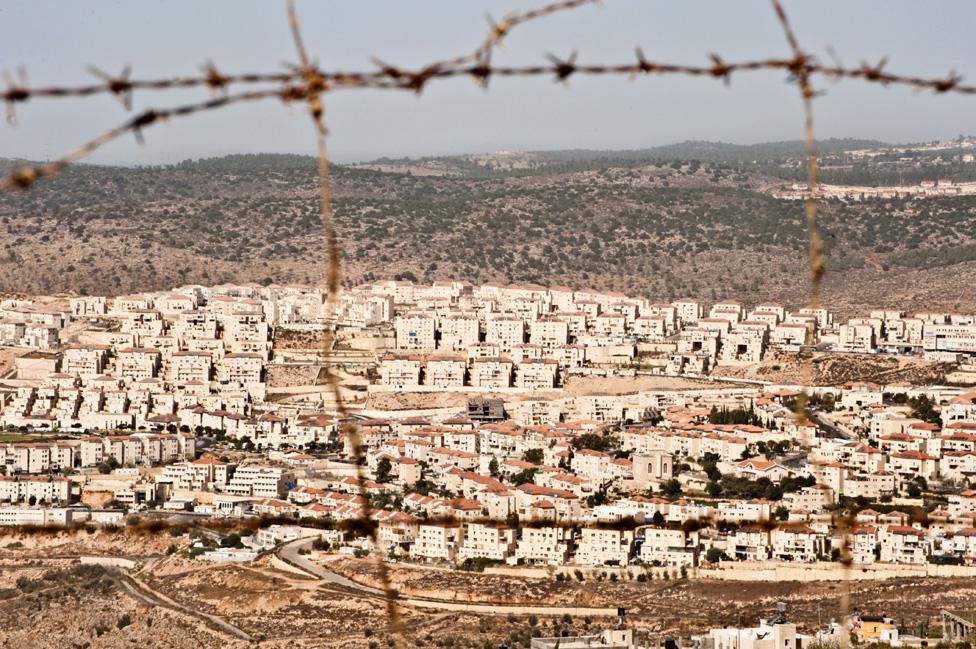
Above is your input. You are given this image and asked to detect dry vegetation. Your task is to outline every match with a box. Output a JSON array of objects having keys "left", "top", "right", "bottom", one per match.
[
  {"left": 711, "top": 351, "right": 951, "bottom": 386},
  {"left": 2, "top": 523, "right": 976, "bottom": 648},
  {"left": 3, "top": 146, "right": 976, "bottom": 317}
]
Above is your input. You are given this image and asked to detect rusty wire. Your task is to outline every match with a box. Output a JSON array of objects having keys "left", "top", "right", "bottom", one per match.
[
  {"left": 284, "top": 0, "right": 407, "bottom": 641},
  {"left": 770, "top": 1, "right": 851, "bottom": 643},
  {"left": 1, "top": 0, "right": 973, "bottom": 641}
]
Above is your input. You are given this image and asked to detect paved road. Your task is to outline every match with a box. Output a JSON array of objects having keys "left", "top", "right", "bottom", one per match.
[
  {"left": 278, "top": 539, "right": 618, "bottom": 616},
  {"left": 807, "top": 408, "right": 854, "bottom": 440}
]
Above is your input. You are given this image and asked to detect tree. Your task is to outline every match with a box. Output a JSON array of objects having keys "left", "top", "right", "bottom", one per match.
[
  {"left": 27, "top": 495, "right": 36, "bottom": 506},
  {"left": 522, "top": 448, "right": 544, "bottom": 465},
  {"left": 764, "top": 483, "right": 784, "bottom": 501},
  {"left": 511, "top": 468, "right": 536, "bottom": 486},
  {"left": 97, "top": 456, "right": 120, "bottom": 474},
  {"left": 708, "top": 406, "right": 761, "bottom": 426},
  {"left": 505, "top": 510, "right": 520, "bottom": 529},
  {"left": 220, "top": 533, "right": 243, "bottom": 548},
  {"left": 660, "top": 479, "right": 682, "bottom": 497},
  {"left": 376, "top": 457, "right": 393, "bottom": 483},
  {"left": 705, "top": 547, "right": 726, "bottom": 563},
  {"left": 573, "top": 433, "right": 617, "bottom": 452},
  {"left": 909, "top": 395, "right": 941, "bottom": 426},
  {"left": 488, "top": 457, "right": 500, "bottom": 477},
  {"left": 706, "top": 481, "right": 722, "bottom": 497},
  {"left": 700, "top": 452, "right": 722, "bottom": 482},
  {"left": 651, "top": 511, "right": 665, "bottom": 526}
]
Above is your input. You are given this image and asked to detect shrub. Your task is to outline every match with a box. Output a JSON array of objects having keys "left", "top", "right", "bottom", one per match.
[
  {"left": 15, "top": 576, "right": 40, "bottom": 593},
  {"left": 117, "top": 613, "right": 132, "bottom": 629}
]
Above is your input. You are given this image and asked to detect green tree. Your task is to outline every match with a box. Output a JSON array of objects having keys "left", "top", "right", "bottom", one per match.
[
  {"left": 522, "top": 448, "right": 544, "bottom": 465},
  {"left": 375, "top": 457, "right": 393, "bottom": 483},
  {"left": 909, "top": 395, "right": 941, "bottom": 425},
  {"left": 660, "top": 479, "right": 682, "bottom": 497},
  {"left": 511, "top": 468, "right": 536, "bottom": 486}
]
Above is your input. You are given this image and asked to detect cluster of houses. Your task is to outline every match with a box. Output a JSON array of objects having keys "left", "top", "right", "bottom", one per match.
[
  {"left": 358, "top": 280, "right": 976, "bottom": 382},
  {"left": 1, "top": 281, "right": 976, "bottom": 572},
  {"left": 770, "top": 179, "right": 973, "bottom": 201},
  {"left": 0, "top": 284, "right": 355, "bottom": 446}
]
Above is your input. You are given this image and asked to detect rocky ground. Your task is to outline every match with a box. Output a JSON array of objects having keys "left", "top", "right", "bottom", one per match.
[
  {"left": 1, "top": 521, "right": 975, "bottom": 649},
  {"left": 710, "top": 352, "right": 951, "bottom": 386}
]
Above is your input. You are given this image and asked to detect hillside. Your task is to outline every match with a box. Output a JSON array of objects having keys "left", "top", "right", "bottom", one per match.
[{"left": 2, "top": 143, "right": 976, "bottom": 315}]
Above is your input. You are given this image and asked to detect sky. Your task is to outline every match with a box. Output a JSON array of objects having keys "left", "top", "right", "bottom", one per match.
[{"left": 1, "top": 0, "right": 974, "bottom": 165}]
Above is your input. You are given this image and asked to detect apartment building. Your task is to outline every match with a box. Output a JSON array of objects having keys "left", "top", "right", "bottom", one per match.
[
  {"left": 470, "top": 357, "right": 513, "bottom": 389},
  {"left": 529, "top": 319, "right": 570, "bottom": 349},
  {"left": 380, "top": 354, "right": 422, "bottom": 387},
  {"left": 411, "top": 523, "right": 462, "bottom": 562},
  {"left": 879, "top": 525, "right": 928, "bottom": 564},
  {"left": 439, "top": 315, "right": 480, "bottom": 351},
  {"left": 0, "top": 476, "right": 70, "bottom": 503},
  {"left": 638, "top": 528, "right": 697, "bottom": 567},
  {"left": 116, "top": 348, "right": 161, "bottom": 381},
  {"left": 425, "top": 356, "right": 466, "bottom": 388},
  {"left": 219, "top": 353, "right": 264, "bottom": 385},
  {"left": 486, "top": 317, "right": 526, "bottom": 353},
  {"left": 62, "top": 345, "right": 110, "bottom": 377},
  {"left": 515, "top": 359, "right": 558, "bottom": 390},
  {"left": 729, "top": 526, "right": 771, "bottom": 560},
  {"left": 771, "top": 524, "right": 825, "bottom": 562},
  {"left": 169, "top": 351, "right": 213, "bottom": 384},
  {"left": 162, "top": 455, "right": 236, "bottom": 491},
  {"left": 224, "top": 464, "right": 293, "bottom": 499},
  {"left": 395, "top": 313, "right": 437, "bottom": 352},
  {"left": 514, "top": 526, "right": 571, "bottom": 565},
  {"left": 79, "top": 434, "right": 195, "bottom": 468},
  {"left": 633, "top": 316, "right": 667, "bottom": 341},
  {"left": 457, "top": 523, "right": 516, "bottom": 562},
  {"left": 574, "top": 528, "right": 633, "bottom": 566}
]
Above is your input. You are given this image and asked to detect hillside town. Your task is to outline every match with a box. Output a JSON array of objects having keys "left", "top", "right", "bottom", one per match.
[{"left": 0, "top": 280, "right": 973, "bottom": 575}]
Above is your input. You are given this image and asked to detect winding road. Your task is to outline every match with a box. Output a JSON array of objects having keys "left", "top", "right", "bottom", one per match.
[{"left": 277, "top": 538, "right": 619, "bottom": 616}]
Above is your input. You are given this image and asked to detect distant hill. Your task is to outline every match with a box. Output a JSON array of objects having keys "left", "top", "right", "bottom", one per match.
[
  {"left": 2, "top": 143, "right": 976, "bottom": 315},
  {"left": 525, "top": 138, "right": 889, "bottom": 163}
]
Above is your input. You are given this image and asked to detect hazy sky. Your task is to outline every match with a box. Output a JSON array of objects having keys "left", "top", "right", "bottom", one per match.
[{"left": 1, "top": 0, "right": 974, "bottom": 164}]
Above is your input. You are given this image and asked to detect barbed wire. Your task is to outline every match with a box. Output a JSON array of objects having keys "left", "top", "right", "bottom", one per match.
[
  {"left": 1, "top": 0, "right": 973, "bottom": 644},
  {"left": 1, "top": 56, "right": 973, "bottom": 191}
]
